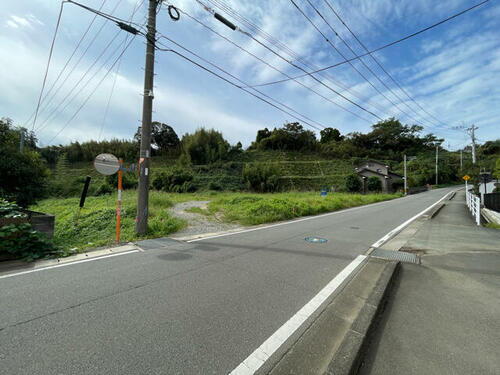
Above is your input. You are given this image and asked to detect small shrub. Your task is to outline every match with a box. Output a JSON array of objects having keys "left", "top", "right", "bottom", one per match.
[
  {"left": 345, "top": 174, "right": 362, "bottom": 192},
  {"left": 152, "top": 168, "right": 195, "bottom": 193},
  {"left": 367, "top": 176, "right": 382, "bottom": 192},
  {"left": 243, "top": 163, "right": 281, "bottom": 192},
  {"left": 0, "top": 199, "right": 57, "bottom": 260},
  {"left": 106, "top": 173, "right": 138, "bottom": 189},
  {"left": 95, "top": 183, "right": 113, "bottom": 196},
  {"left": 208, "top": 181, "right": 222, "bottom": 191}
]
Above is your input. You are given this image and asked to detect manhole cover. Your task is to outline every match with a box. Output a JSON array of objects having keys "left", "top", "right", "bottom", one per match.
[{"left": 305, "top": 237, "right": 328, "bottom": 243}]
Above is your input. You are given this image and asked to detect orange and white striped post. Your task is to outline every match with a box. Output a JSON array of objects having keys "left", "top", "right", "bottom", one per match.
[{"left": 116, "top": 159, "right": 123, "bottom": 243}]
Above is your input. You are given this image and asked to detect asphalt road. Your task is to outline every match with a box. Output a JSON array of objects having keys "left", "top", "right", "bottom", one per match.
[{"left": 0, "top": 188, "right": 453, "bottom": 375}]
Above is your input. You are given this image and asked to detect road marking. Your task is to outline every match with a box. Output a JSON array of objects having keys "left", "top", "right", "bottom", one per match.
[
  {"left": 186, "top": 192, "right": 428, "bottom": 243},
  {"left": 371, "top": 190, "right": 453, "bottom": 248},
  {"left": 228, "top": 189, "right": 456, "bottom": 375},
  {"left": 228, "top": 255, "right": 367, "bottom": 375},
  {"left": 0, "top": 250, "right": 139, "bottom": 279}
]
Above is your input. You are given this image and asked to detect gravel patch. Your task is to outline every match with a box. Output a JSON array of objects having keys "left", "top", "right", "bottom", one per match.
[{"left": 169, "top": 200, "right": 242, "bottom": 238}]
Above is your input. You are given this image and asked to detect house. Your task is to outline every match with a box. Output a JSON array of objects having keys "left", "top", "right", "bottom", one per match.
[{"left": 355, "top": 160, "right": 403, "bottom": 193}]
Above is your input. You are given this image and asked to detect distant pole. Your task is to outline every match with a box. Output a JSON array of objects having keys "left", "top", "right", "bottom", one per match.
[
  {"left": 460, "top": 149, "right": 463, "bottom": 170},
  {"left": 19, "top": 128, "right": 25, "bottom": 153},
  {"left": 435, "top": 146, "right": 439, "bottom": 185},
  {"left": 136, "top": 0, "right": 158, "bottom": 235},
  {"left": 467, "top": 125, "right": 478, "bottom": 164},
  {"left": 116, "top": 160, "right": 123, "bottom": 243},
  {"left": 404, "top": 154, "right": 407, "bottom": 195}
]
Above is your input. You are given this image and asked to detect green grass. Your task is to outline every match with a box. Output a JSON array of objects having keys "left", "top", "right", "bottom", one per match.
[
  {"left": 205, "top": 192, "right": 401, "bottom": 225},
  {"left": 32, "top": 190, "right": 401, "bottom": 254},
  {"left": 31, "top": 191, "right": 186, "bottom": 254}
]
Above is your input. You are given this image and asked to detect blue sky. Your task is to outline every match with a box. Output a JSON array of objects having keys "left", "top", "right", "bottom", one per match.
[{"left": 0, "top": 0, "right": 499, "bottom": 149}]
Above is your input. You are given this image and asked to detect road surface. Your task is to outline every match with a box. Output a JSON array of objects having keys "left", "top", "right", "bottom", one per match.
[{"left": 0, "top": 188, "right": 453, "bottom": 374}]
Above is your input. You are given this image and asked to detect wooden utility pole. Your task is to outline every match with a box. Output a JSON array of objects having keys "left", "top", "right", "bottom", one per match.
[{"left": 136, "top": 0, "right": 158, "bottom": 235}]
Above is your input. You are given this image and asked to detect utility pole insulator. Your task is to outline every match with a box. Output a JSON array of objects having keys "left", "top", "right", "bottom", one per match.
[
  {"left": 214, "top": 13, "right": 237, "bottom": 30},
  {"left": 117, "top": 22, "right": 139, "bottom": 35}
]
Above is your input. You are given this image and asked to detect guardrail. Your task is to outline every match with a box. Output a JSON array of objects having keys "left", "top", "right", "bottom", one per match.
[{"left": 466, "top": 189, "right": 481, "bottom": 225}]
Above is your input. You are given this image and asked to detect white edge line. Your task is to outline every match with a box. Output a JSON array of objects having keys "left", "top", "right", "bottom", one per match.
[
  {"left": 371, "top": 190, "right": 453, "bottom": 248},
  {"left": 228, "top": 189, "right": 456, "bottom": 375},
  {"left": 228, "top": 255, "right": 367, "bottom": 375},
  {"left": 0, "top": 250, "right": 139, "bottom": 279}
]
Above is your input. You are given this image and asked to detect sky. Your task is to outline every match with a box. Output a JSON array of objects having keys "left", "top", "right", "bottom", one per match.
[{"left": 0, "top": 0, "right": 499, "bottom": 150}]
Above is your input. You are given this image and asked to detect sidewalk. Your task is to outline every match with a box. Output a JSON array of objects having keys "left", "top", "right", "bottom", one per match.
[{"left": 359, "top": 190, "right": 500, "bottom": 375}]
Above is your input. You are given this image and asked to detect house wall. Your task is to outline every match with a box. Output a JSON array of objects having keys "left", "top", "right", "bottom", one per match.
[
  {"left": 363, "top": 162, "right": 388, "bottom": 176},
  {"left": 358, "top": 170, "right": 390, "bottom": 193}
]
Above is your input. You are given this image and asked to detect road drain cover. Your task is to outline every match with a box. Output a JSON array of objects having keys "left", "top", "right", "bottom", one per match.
[
  {"left": 371, "top": 248, "right": 420, "bottom": 264},
  {"left": 305, "top": 237, "right": 328, "bottom": 244}
]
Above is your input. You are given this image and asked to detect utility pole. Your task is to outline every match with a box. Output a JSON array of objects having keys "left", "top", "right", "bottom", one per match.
[
  {"left": 460, "top": 149, "right": 463, "bottom": 170},
  {"left": 136, "top": 0, "right": 158, "bottom": 235},
  {"left": 467, "top": 125, "right": 478, "bottom": 164},
  {"left": 403, "top": 154, "right": 407, "bottom": 195},
  {"left": 435, "top": 145, "right": 439, "bottom": 185},
  {"left": 19, "top": 128, "right": 26, "bottom": 153}
]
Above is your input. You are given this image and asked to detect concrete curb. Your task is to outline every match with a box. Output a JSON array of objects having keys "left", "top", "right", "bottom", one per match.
[
  {"left": 325, "top": 261, "right": 400, "bottom": 375},
  {"left": 422, "top": 202, "right": 445, "bottom": 220}
]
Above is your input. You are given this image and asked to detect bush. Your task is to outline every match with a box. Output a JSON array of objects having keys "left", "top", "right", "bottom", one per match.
[
  {"left": 0, "top": 149, "right": 49, "bottom": 206},
  {"left": 0, "top": 199, "right": 57, "bottom": 260},
  {"left": 181, "top": 128, "right": 230, "bottom": 164},
  {"left": 208, "top": 181, "right": 223, "bottom": 191},
  {"left": 367, "top": 176, "right": 382, "bottom": 192},
  {"left": 345, "top": 174, "right": 362, "bottom": 192},
  {"left": 242, "top": 163, "right": 281, "bottom": 192},
  {"left": 152, "top": 168, "right": 196, "bottom": 193},
  {"left": 106, "top": 172, "right": 138, "bottom": 189},
  {"left": 95, "top": 183, "right": 113, "bottom": 196}
]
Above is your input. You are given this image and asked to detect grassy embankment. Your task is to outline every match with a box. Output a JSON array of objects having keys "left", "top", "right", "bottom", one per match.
[{"left": 32, "top": 191, "right": 401, "bottom": 254}]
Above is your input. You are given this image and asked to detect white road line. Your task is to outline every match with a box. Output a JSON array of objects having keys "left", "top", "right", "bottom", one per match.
[
  {"left": 229, "top": 255, "right": 367, "bottom": 375},
  {"left": 187, "top": 192, "right": 427, "bottom": 243},
  {"left": 228, "top": 189, "right": 456, "bottom": 375},
  {"left": 371, "top": 190, "right": 453, "bottom": 248},
  {"left": 0, "top": 250, "right": 139, "bottom": 279}
]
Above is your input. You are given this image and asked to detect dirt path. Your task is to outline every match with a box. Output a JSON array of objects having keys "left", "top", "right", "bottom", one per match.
[{"left": 169, "top": 200, "right": 241, "bottom": 239}]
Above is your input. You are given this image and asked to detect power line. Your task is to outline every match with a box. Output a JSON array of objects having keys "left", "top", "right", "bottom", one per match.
[
  {"left": 294, "top": 0, "right": 424, "bottom": 127},
  {"left": 204, "top": 0, "right": 392, "bottom": 116},
  {"left": 31, "top": 1, "right": 65, "bottom": 132},
  {"left": 322, "top": 0, "right": 451, "bottom": 129},
  {"left": 156, "top": 35, "right": 326, "bottom": 130},
  {"left": 24, "top": 0, "right": 110, "bottom": 127},
  {"left": 196, "top": 0, "right": 383, "bottom": 121},
  {"left": 303, "top": 0, "right": 437, "bottom": 128},
  {"left": 46, "top": 33, "right": 139, "bottom": 144},
  {"left": 36, "top": 0, "right": 145, "bottom": 134},
  {"left": 170, "top": 6, "right": 378, "bottom": 124},
  {"left": 155, "top": 40, "right": 325, "bottom": 131},
  {"left": 250, "top": 0, "right": 491, "bottom": 87},
  {"left": 66, "top": 0, "right": 146, "bottom": 33},
  {"left": 33, "top": 0, "right": 128, "bottom": 130}
]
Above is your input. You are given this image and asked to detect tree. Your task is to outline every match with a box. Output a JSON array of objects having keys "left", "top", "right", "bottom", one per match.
[
  {"left": 345, "top": 174, "right": 362, "bottom": 192},
  {"left": 320, "top": 127, "right": 343, "bottom": 143},
  {"left": 0, "top": 118, "right": 49, "bottom": 206},
  {"left": 135, "top": 122, "right": 180, "bottom": 155},
  {"left": 181, "top": 128, "right": 230, "bottom": 164},
  {"left": 242, "top": 163, "right": 280, "bottom": 192},
  {"left": 256, "top": 122, "right": 317, "bottom": 151},
  {"left": 493, "top": 158, "right": 500, "bottom": 180}
]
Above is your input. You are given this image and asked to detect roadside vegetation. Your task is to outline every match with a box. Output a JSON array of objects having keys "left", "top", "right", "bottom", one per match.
[
  {"left": 32, "top": 191, "right": 400, "bottom": 253},
  {"left": 1, "top": 116, "right": 499, "bottom": 260}
]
